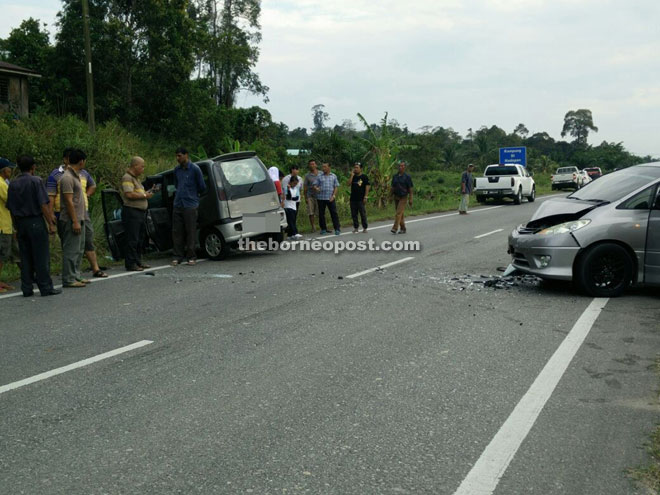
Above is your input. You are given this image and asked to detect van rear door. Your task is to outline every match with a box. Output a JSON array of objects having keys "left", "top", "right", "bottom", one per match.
[{"left": 213, "top": 156, "right": 280, "bottom": 218}]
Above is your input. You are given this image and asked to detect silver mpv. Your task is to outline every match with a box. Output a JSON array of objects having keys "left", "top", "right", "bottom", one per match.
[{"left": 508, "top": 162, "right": 660, "bottom": 296}]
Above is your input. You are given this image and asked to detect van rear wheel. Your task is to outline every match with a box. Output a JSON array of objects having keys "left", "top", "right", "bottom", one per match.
[{"left": 202, "top": 229, "right": 229, "bottom": 260}]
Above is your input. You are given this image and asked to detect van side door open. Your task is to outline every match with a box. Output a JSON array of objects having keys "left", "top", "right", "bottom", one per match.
[{"left": 143, "top": 174, "right": 172, "bottom": 251}]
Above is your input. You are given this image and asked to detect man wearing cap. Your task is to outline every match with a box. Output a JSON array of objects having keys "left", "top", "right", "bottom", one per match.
[
  {"left": 172, "top": 147, "right": 206, "bottom": 265},
  {"left": 0, "top": 158, "right": 17, "bottom": 292},
  {"left": 6, "top": 155, "right": 60, "bottom": 297},
  {"left": 121, "top": 156, "right": 154, "bottom": 271}
]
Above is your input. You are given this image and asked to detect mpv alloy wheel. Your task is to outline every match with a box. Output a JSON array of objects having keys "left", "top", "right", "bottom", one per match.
[{"left": 575, "top": 243, "right": 633, "bottom": 297}]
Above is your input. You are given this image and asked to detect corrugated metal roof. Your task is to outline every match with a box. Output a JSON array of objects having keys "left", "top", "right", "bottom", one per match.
[{"left": 0, "top": 61, "right": 42, "bottom": 77}]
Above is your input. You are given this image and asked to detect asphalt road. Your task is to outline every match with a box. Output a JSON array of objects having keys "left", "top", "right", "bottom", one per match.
[{"left": 1, "top": 196, "right": 659, "bottom": 494}]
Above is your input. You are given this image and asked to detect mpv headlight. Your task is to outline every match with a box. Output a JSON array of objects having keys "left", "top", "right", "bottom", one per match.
[{"left": 537, "top": 219, "right": 591, "bottom": 236}]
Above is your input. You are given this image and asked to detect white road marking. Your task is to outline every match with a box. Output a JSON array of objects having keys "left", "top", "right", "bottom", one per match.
[
  {"left": 345, "top": 256, "right": 415, "bottom": 279},
  {"left": 474, "top": 229, "right": 504, "bottom": 239},
  {"left": 315, "top": 205, "right": 505, "bottom": 240},
  {"left": 0, "top": 340, "right": 154, "bottom": 395},
  {"left": 453, "top": 297, "right": 609, "bottom": 495},
  {"left": 0, "top": 260, "right": 206, "bottom": 301}
]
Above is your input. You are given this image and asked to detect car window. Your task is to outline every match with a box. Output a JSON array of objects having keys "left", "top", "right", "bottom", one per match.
[
  {"left": 618, "top": 185, "right": 655, "bottom": 210},
  {"left": 485, "top": 166, "right": 518, "bottom": 176},
  {"left": 557, "top": 167, "right": 576, "bottom": 174},
  {"left": 570, "top": 166, "right": 660, "bottom": 202}
]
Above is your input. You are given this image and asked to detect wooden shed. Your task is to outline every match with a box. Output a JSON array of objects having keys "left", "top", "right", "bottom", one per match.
[{"left": 0, "top": 61, "right": 41, "bottom": 117}]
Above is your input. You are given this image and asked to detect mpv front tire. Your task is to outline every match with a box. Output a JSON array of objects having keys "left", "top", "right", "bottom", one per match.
[{"left": 575, "top": 243, "right": 633, "bottom": 297}]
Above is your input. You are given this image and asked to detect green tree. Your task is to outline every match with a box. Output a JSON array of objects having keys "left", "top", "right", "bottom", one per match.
[
  {"left": 561, "top": 109, "right": 598, "bottom": 145},
  {"left": 194, "top": 0, "right": 268, "bottom": 108},
  {"left": 311, "top": 104, "right": 329, "bottom": 132},
  {"left": 513, "top": 123, "right": 529, "bottom": 138},
  {"left": 0, "top": 18, "right": 54, "bottom": 111}
]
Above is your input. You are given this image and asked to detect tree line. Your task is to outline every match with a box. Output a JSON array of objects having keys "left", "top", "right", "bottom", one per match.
[{"left": 0, "top": 2, "right": 655, "bottom": 180}]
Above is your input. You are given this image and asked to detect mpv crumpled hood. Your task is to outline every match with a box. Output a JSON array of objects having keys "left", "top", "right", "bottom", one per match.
[{"left": 525, "top": 197, "right": 597, "bottom": 230}]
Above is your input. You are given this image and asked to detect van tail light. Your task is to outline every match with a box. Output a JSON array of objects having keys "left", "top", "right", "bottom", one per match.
[
  {"left": 573, "top": 173, "right": 576, "bottom": 180},
  {"left": 551, "top": 175, "right": 554, "bottom": 180},
  {"left": 511, "top": 177, "right": 515, "bottom": 187},
  {"left": 217, "top": 188, "right": 227, "bottom": 201}
]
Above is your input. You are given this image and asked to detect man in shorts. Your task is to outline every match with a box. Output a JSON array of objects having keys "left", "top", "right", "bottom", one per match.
[
  {"left": 0, "top": 158, "right": 16, "bottom": 292},
  {"left": 303, "top": 160, "right": 320, "bottom": 232}
]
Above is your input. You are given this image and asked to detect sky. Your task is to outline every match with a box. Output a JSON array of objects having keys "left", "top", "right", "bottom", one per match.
[{"left": 3, "top": 0, "right": 659, "bottom": 157}]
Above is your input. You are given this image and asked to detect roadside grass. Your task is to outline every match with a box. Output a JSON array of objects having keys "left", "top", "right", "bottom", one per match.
[
  {"left": 627, "top": 358, "right": 660, "bottom": 494},
  {"left": 0, "top": 171, "right": 554, "bottom": 284}
]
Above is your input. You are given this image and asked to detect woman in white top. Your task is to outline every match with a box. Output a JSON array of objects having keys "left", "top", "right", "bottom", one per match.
[{"left": 282, "top": 176, "right": 302, "bottom": 239}]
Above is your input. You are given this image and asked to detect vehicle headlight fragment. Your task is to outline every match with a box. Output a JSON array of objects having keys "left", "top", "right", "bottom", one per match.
[{"left": 537, "top": 219, "right": 591, "bottom": 236}]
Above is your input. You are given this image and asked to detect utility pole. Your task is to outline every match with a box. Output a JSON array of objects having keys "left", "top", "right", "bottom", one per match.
[{"left": 81, "top": 0, "right": 96, "bottom": 133}]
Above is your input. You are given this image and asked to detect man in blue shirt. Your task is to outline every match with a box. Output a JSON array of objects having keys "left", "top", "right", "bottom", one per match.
[
  {"left": 172, "top": 147, "right": 206, "bottom": 265},
  {"left": 6, "top": 155, "right": 60, "bottom": 297},
  {"left": 315, "top": 162, "right": 341, "bottom": 235}
]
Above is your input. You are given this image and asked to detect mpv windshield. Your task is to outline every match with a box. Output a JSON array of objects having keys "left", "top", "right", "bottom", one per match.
[{"left": 568, "top": 165, "right": 660, "bottom": 203}]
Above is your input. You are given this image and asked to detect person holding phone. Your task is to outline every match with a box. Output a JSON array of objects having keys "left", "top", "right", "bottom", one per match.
[{"left": 120, "top": 156, "right": 154, "bottom": 271}]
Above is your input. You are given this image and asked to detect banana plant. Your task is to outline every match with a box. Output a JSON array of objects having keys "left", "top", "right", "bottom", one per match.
[{"left": 356, "top": 112, "right": 404, "bottom": 208}]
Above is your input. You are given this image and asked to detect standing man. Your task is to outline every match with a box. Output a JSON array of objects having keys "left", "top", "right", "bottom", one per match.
[
  {"left": 46, "top": 148, "right": 73, "bottom": 226},
  {"left": 0, "top": 158, "right": 17, "bottom": 292},
  {"left": 79, "top": 166, "right": 107, "bottom": 277},
  {"left": 316, "top": 162, "right": 341, "bottom": 235},
  {"left": 6, "top": 155, "right": 60, "bottom": 297},
  {"left": 390, "top": 160, "right": 414, "bottom": 234},
  {"left": 459, "top": 164, "right": 475, "bottom": 215},
  {"left": 121, "top": 156, "right": 153, "bottom": 272},
  {"left": 348, "top": 162, "right": 370, "bottom": 233},
  {"left": 303, "top": 160, "right": 320, "bottom": 232},
  {"left": 172, "top": 147, "right": 206, "bottom": 265},
  {"left": 59, "top": 149, "right": 88, "bottom": 288}
]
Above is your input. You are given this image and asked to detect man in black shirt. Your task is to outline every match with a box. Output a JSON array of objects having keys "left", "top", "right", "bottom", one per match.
[
  {"left": 6, "top": 155, "right": 60, "bottom": 297},
  {"left": 347, "top": 162, "right": 370, "bottom": 233}
]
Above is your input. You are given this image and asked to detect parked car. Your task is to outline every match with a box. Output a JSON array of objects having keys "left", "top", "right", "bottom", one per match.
[
  {"left": 551, "top": 166, "right": 583, "bottom": 190},
  {"left": 583, "top": 167, "right": 603, "bottom": 180},
  {"left": 508, "top": 162, "right": 660, "bottom": 296},
  {"left": 579, "top": 169, "right": 592, "bottom": 187},
  {"left": 474, "top": 164, "right": 535, "bottom": 204},
  {"left": 102, "top": 152, "right": 287, "bottom": 261}
]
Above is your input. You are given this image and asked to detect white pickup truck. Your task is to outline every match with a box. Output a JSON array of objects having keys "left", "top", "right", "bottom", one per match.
[
  {"left": 474, "top": 164, "right": 536, "bottom": 204},
  {"left": 551, "top": 166, "right": 583, "bottom": 190}
]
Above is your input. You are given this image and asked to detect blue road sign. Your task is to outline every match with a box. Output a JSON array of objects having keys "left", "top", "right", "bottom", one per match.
[{"left": 499, "top": 147, "right": 527, "bottom": 166}]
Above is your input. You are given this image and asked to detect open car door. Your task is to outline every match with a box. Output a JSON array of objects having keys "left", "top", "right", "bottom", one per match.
[
  {"left": 101, "top": 189, "right": 125, "bottom": 260},
  {"left": 143, "top": 174, "right": 173, "bottom": 251}
]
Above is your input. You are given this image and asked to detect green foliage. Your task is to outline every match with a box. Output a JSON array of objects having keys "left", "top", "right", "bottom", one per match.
[
  {"left": 561, "top": 109, "right": 598, "bottom": 146},
  {"left": 357, "top": 112, "right": 403, "bottom": 208}
]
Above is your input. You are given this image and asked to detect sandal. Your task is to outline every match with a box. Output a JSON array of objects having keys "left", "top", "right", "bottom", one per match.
[
  {"left": 64, "top": 281, "right": 87, "bottom": 288},
  {"left": 93, "top": 270, "right": 108, "bottom": 278}
]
